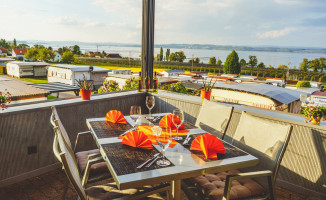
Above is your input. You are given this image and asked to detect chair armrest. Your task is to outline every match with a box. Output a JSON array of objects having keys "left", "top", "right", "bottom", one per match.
[
  {"left": 222, "top": 170, "right": 274, "bottom": 200},
  {"left": 87, "top": 153, "right": 102, "bottom": 161},
  {"left": 82, "top": 157, "right": 104, "bottom": 187},
  {"left": 74, "top": 131, "right": 92, "bottom": 152}
]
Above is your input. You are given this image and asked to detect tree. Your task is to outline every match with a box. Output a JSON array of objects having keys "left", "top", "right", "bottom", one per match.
[
  {"left": 24, "top": 48, "right": 39, "bottom": 60},
  {"left": 165, "top": 49, "right": 170, "bottom": 61},
  {"left": 17, "top": 43, "right": 29, "bottom": 49},
  {"left": 33, "top": 44, "right": 45, "bottom": 49},
  {"left": 268, "top": 65, "right": 273, "bottom": 68},
  {"left": 277, "top": 65, "right": 288, "bottom": 70},
  {"left": 248, "top": 55, "right": 258, "bottom": 68},
  {"left": 257, "top": 62, "right": 265, "bottom": 69},
  {"left": 189, "top": 57, "right": 200, "bottom": 64},
  {"left": 208, "top": 56, "right": 217, "bottom": 65},
  {"left": 240, "top": 59, "right": 246, "bottom": 68},
  {"left": 72, "top": 45, "right": 81, "bottom": 55},
  {"left": 62, "top": 51, "right": 74, "bottom": 63},
  {"left": 216, "top": 59, "right": 222, "bottom": 67},
  {"left": 309, "top": 58, "right": 320, "bottom": 72},
  {"left": 13, "top": 38, "right": 17, "bottom": 48},
  {"left": 48, "top": 46, "right": 53, "bottom": 51},
  {"left": 0, "top": 39, "right": 10, "bottom": 49},
  {"left": 319, "top": 57, "right": 326, "bottom": 72},
  {"left": 223, "top": 50, "right": 240, "bottom": 74},
  {"left": 300, "top": 58, "right": 309, "bottom": 71},
  {"left": 156, "top": 47, "right": 164, "bottom": 62},
  {"left": 169, "top": 51, "right": 186, "bottom": 62},
  {"left": 37, "top": 48, "right": 54, "bottom": 62}
]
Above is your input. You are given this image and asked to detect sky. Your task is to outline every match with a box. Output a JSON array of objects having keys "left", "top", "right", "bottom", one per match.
[{"left": 0, "top": 0, "right": 326, "bottom": 48}]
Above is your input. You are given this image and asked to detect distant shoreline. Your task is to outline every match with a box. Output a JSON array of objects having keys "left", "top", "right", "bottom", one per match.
[{"left": 19, "top": 40, "right": 326, "bottom": 54}]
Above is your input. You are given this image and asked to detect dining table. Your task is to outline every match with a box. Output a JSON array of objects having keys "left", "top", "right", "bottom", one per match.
[{"left": 86, "top": 113, "right": 259, "bottom": 200}]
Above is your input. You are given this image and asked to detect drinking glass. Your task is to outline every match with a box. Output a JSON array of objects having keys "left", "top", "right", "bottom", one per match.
[
  {"left": 130, "top": 106, "right": 141, "bottom": 129},
  {"left": 172, "top": 109, "right": 184, "bottom": 141},
  {"left": 146, "top": 95, "right": 155, "bottom": 119},
  {"left": 156, "top": 126, "right": 172, "bottom": 167}
]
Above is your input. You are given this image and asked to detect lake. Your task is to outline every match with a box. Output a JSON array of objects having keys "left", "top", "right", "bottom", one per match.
[{"left": 37, "top": 42, "right": 326, "bottom": 68}]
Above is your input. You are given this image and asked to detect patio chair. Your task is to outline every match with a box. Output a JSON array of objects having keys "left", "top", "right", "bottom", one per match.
[
  {"left": 56, "top": 122, "right": 173, "bottom": 200},
  {"left": 50, "top": 106, "right": 110, "bottom": 183},
  {"left": 183, "top": 111, "right": 293, "bottom": 200},
  {"left": 195, "top": 99, "right": 234, "bottom": 139}
]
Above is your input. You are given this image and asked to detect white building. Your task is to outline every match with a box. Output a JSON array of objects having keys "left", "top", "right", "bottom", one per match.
[
  {"left": 48, "top": 64, "right": 111, "bottom": 89},
  {"left": 110, "top": 69, "right": 131, "bottom": 75},
  {"left": 0, "top": 58, "right": 15, "bottom": 67},
  {"left": 161, "top": 70, "right": 185, "bottom": 77},
  {"left": 6, "top": 61, "right": 49, "bottom": 78},
  {"left": 12, "top": 49, "right": 28, "bottom": 61},
  {"left": 51, "top": 52, "right": 62, "bottom": 62},
  {"left": 0, "top": 47, "right": 8, "bottom": 56}
]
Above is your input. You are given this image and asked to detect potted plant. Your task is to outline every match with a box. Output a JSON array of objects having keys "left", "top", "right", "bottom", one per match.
[
  {"left": 302, "top": 105, "right": 325, "bottom": 125},
  {"left": 76, "top": 75, "right": 93, "bottom": 100},
  {"left": 201, "top": 79, "right": 217, "bottom": 102},
  {"left": 0, "top": 90, "right": 12, "bottom": 111}
]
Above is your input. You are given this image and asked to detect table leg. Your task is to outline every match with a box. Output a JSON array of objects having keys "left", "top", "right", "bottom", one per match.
[{"left": 172, "top": 179, "right": 181, "bottom": 200}]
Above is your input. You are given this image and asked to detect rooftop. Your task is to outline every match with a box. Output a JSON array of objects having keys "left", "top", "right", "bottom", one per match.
[
  {"left": 9, "top": 61, "right": 49, "bottom": 66},
  {"left": 50, "top": 64, "right": 111, "bottom": 72}
]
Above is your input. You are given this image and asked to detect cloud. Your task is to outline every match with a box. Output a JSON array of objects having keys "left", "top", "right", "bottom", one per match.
[
  {"left": 48, "top": 16, "right": 104, "bottom": 27},
  {"left": 92, "top": 0, "right": 141, "bottom": 17},
  {"left": 274, "top": 0, "right": 304, "bottom": 5},
  {"left": 224, "top": 26, "right": 232, "bottom": 30},
  {"left": 257, "top": 27, "right": 296, "bottom": 39}
]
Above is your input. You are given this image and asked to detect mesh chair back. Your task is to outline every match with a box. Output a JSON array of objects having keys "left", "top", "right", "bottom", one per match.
[
  {"left": 231, "top": 111, "right": 292, "bottom": 184},
  {"left": 195, "top": 99, "right": 233, "bottom": 138},
  {"left": 57, "top": 126, "right": 87, "bottom": 200},
  {"left": 51, "top": 106, "right": 73, "bottom": 149}
]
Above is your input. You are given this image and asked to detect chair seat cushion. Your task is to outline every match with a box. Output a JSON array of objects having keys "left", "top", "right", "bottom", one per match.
[
  {"left": 75, "top": 149, "right": 108, "bottom": 175},
  {"left": 86, "top": 182, "right": 164, "bottom": 200},
  {"left": 187, "top": 170, "right": 265, "bottom": 200}
]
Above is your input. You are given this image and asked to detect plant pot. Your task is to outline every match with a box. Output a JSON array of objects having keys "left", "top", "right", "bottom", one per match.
[
  {"left": 311, "top": 117, "right": 320, "bottom": 125},
  {"left": 80, "top": 89, "right": 91, "bottom": 100},
  {"left": 201, "top": 90, "right": 212, "bottom": 102}
]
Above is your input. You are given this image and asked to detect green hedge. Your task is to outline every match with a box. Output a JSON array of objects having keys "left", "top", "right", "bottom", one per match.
[{"left": 296, "top": 81, "right": 311, "bottom": 88}]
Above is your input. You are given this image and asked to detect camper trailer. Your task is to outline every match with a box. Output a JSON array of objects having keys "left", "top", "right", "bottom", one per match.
[
  {"left": 47, "top": 64, "right": 111, "bottom": 89},
  {"left": 6, "top": 61, "right": 49, "bottom": 78}
]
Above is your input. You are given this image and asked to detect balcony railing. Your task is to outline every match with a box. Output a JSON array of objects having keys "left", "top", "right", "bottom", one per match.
[{"left": 0, "top": 90, "right": 325, "bottom": 199}]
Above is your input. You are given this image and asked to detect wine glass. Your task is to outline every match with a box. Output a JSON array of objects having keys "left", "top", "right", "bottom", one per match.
[
  {"left": 172, "top": 109, "right": 184, "bottom": 141},
  {"left": 156, "top": 126, "right": 172, "bottom": 167},
  {"left": 130, "top": 106, "right": 141, "bottom": 129},
  {"left": 146, "top": 95, "right": 155, "bottom": 119}
]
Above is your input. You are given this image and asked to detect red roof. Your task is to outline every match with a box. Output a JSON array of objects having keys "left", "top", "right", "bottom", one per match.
[
  {"left": 0, "top": 47, "right": 8, "bottom": 53},
  {"left": 312, "top": 91, "right": 326, "bottom": 97},
  {"left": 13, "top": 49, "right": 28, "bottom": 55}
]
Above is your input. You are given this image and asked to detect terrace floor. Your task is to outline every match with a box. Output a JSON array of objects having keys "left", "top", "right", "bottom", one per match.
[{"left": 0, "top": 169, "right": 316, "bottom": 200}]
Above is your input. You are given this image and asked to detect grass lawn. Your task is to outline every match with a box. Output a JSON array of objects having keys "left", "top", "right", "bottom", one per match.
[
  {"left": 47, "top": 95, "right": 57, "bottom": 100},
  {"left": 20, "top": 78, "right": 48, "bottom": 84}
]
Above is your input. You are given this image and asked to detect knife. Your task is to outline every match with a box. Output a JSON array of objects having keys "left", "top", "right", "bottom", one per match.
[
  {"left": 119, "top": 127, "right": 135, "bottom": 137},
  {"left": 146, "top": 156, "right": 160, "bottom": 168},
  {"left": 182, "top": 133, "right": 191, "bottom": 145},
  {"left": 137, "top": 153, "right": 160, "bottom": 169}
]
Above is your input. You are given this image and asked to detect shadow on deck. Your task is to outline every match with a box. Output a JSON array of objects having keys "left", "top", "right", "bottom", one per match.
[{"left": 0, "top": 169, "right": 315, "bottom": 200}]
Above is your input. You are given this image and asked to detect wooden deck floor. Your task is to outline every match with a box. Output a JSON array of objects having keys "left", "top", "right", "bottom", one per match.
[{"left": 0, "top": 169, "right": 317, "bottom": 200}]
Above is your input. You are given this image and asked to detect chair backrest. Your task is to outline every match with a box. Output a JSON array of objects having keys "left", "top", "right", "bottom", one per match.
[
  {"left": 56, "top": 125, "right": 87, "bottom": 200},
  {"left": 231, "top": 111, "right": 293, "bottom": 183},
  {"left": 51, "top": 106, "right": 73, "bottom": 149},
  {"left": 195, "top": 99, "right": 234, "bottom": 139}
]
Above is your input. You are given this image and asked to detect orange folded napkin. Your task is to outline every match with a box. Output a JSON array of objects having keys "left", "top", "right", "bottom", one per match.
[
  {"left": 190, "top": 134, "right": 225, "bottom": 159},
  {"left": 136, "top": 125, "right": 180, "bottom": 147},
  {"left": 159, "top": 114, "right": 185, "bottom": 130},
  {"left": 121, "top": 130, "right": 153, "bottom": 149},
  {"left": 105, "top": 110, "right": 127, "bottom": 124}
]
